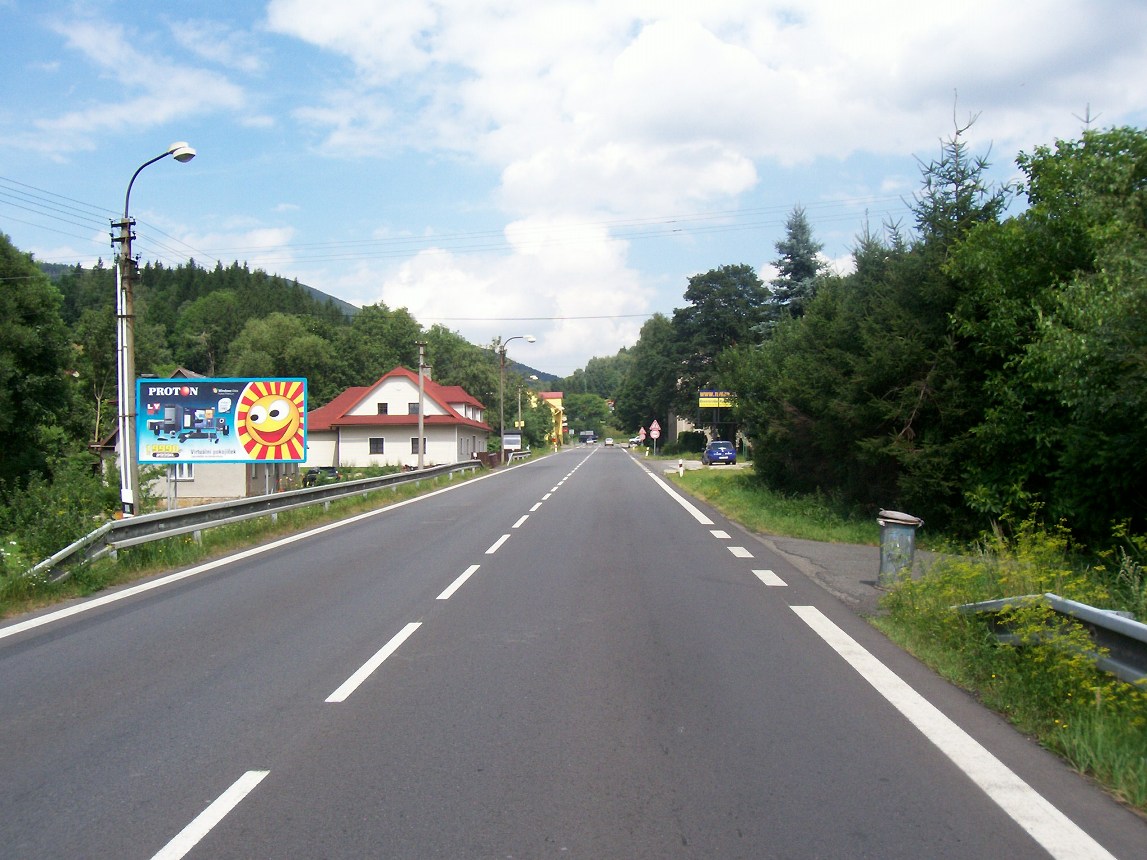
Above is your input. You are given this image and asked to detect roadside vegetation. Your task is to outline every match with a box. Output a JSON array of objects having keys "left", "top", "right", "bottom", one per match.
[
  {"left": 0, "top": 467, "right": 482, "bottom": 621},
  {"left": 674, "top": 467, "right": 1147, "bottom": 815}
]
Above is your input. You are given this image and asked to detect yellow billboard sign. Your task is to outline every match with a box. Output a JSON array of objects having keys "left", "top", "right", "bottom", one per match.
[{"left": 698, "top": 389, "right": 732, "bottom": 409}]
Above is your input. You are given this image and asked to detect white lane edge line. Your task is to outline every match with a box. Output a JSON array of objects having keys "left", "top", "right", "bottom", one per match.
[
  {"left": 728, "top": 546, "right": 753, "bottom": 558},
  {"left": 150, "top": 769, "right": 269, "bottom": 860},
  {"left": 486, "top": 534, "right": 511, "bottom": 554},
  {"left": 512, "top": 515, "right": 529, "bottom": 529},
  {"left": 790, "top": 606, "right": 1115, "bottom": 860},
  {"left": 753, "top": 569, "right": 787, "bottom": 587},
  {"left": 645, "top": 471, "right": 714, "bottom": 525},
  {"left": 327, "top": 622, "right": 421, "bottom": 703},
  {"left": 437, "top": 564, "right": 481, "bottom": 600}
]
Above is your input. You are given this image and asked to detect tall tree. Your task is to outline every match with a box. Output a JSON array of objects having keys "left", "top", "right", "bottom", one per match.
[
  {"left": 672, "top": 264, "right": 768, "bottom": 407},
  {"left": 614, "top": 314, "right": 680, "bottom": 432},
  {"left": 765, "top": 205, "right": 826, "bottom": 327},
  {"left": 0, "top": 233, "right": 74, "bottom": 490},
  {"left": 332, "top": 302, "right": 421, "bottom": 388},
  {"left": 225, "top": 313, "right": 338, "bottom": 403},
  {"left": 950, "top": 126, "right": 1147, "bottom": 537}
]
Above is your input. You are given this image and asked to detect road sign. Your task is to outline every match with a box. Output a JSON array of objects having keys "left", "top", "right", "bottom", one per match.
[
  {"left": 638, "top": 427, "right": 647, "bottom": 441},
  {"left": 650, "top": 419, "right": 661, "bottom": 432},
  {"left": 649, "top": 428, "right": 660, "bottom": 439}
]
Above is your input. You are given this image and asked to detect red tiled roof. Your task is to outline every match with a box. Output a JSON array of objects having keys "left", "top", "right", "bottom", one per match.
[
  {"left": 306, "top": 368, "right": 490, "bottom": 433},
  {"left": 307, "top": 386, "right": 371, "bottom": 432}
]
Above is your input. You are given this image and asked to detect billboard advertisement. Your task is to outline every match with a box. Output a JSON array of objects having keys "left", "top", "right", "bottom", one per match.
[
  {"left": 137, "top": 378, "right": 307, "bottom": 464},
  {"left": 698, "top": 389, "right": 732, "bottom": 409}
]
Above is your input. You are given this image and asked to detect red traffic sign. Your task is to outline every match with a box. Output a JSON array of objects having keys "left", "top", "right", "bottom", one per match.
[
  {"left": 638, "top": 427, "right": 647, "bottom": 441},
  {"left": 649, "top": 419, "right": 661, "bottom": 431}
]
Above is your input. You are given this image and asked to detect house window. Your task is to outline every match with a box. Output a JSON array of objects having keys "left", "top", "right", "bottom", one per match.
[
  {"left": 173, "top": 463, "right": 194, "bottom": 481},
  {"left": 410, "top": 437, "right": 426, "bottom": 454},
  {"left": 408, "top": 402, "right": 419, "bottom": 415},
  {"left": 369, "top": 437, "right": 385, "bottom": 455},
  {"left": 377, "top": 403, "right": 389, "bottom": 415}
]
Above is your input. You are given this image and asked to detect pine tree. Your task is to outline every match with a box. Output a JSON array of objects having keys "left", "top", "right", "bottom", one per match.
[{"left": 764, "top": 206, "right": 826, "bottom": 329}]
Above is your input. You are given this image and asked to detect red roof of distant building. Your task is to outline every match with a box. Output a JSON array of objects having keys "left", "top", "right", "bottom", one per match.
[{"left": 307, "top": 368, "right": 489, "bottom": 432}]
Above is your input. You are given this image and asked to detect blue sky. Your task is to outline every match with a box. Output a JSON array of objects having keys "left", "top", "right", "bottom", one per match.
[{"left": 3, "top": 1, "right": 1146, "bottom": 377}]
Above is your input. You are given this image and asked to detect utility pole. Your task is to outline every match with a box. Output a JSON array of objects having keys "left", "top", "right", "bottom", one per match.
[{"left": 416, "top": 341, "right": 427, "bottom": 470}]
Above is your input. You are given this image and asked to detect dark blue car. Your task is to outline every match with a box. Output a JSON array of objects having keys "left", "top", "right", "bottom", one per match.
[{"left": 701, "top": 440, "right": 737, "bottom": 465}]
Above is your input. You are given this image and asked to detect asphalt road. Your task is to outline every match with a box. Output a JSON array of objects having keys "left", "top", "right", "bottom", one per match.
[{"left": 1, "top": 448, "right": 1144, "bottom": 858}]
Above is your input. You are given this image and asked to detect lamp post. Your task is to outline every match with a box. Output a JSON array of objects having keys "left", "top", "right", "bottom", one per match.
[
  {"left": 498, "top": 334, "right": 535, "bottom": 461},
  {"left": 111, "top": 142, "right": 196, "bottom": 516}
]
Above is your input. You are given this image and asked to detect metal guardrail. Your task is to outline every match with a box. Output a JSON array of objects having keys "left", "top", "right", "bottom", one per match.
[
  {"left": 28, "top": 461, "right": 485, "bottom": 582},
  {"left": 958, "top": 593, "right": 1147, "bottom": 685}
]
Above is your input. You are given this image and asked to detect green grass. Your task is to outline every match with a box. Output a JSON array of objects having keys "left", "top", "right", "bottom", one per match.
[{"left": 672, "top": 467, "right": 880, "bottom": 545}]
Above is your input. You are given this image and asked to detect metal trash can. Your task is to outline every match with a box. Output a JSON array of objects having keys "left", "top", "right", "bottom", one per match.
[{"left": 877, "top": 510, "right": 923, "bottom": 586}]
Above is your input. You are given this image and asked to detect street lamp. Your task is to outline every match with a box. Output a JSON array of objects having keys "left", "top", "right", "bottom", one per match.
[
  {"left": 498, "top": 334, "right": 535, "bottom": 461},
  {"left": 111, "top": 141, "right": 196, "bottom": 516}
]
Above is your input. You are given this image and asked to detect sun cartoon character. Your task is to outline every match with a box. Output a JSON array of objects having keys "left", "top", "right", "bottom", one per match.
[{"left": 236, "top": 380, "right": 306, "bottom": 460}]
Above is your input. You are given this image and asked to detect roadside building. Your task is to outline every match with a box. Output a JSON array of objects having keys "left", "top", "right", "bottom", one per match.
[{"left": 305, "top": 367, "right": 490, "bottom": 469}]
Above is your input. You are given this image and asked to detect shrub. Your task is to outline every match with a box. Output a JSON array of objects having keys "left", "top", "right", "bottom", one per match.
[{"left": 7, "top": 454, "right": 115, "bottom": 564}]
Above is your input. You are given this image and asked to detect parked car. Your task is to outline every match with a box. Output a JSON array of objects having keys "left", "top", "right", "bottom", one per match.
[
  {"left": 701, "top": 440, "right": 737, "bottom": 466},
  {"left": 303, "top": 466, "right": 341, "bottom": 486}
]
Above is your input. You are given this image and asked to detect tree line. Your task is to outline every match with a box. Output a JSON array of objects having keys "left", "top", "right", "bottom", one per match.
[
  {"left": 3, "top": 122, "right": 1144, "bottom": 555},
  {"left": 0, "top": 245, "right": 557, "bottom": 562},
  {"left": 587, "top": 125, "right": 1147, "bottom": 544}
]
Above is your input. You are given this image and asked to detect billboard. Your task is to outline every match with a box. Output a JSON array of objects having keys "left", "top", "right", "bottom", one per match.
[
  {"left": 137, "top": 378, "right": 307, "bottom": 464},
  {"left": 698, "top": 389, "right": 732, "bottom": 409}
]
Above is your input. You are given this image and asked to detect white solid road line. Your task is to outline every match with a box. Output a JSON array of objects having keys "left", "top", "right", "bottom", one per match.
[
  {"left": 150, "top": 770, "right": 269, "bottom": 860},
  {"left": 791, "top": 605, "right": 1116, "bottom": 860},
  {"left": 326, "top": 622, "right": 422, "bottom": 703},
  {"left": 645, "top": 471, "right": 714, "bottom": 525}
]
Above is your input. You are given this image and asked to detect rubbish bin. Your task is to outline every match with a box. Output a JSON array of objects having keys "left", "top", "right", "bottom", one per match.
[{"left": 877, "top": 510, "right": 923, "bottom": 586}]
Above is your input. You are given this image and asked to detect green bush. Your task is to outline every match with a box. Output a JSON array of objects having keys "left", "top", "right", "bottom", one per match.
[
  {"left": 877, "top": 517, "right": 1147, "bottom": 812},
  {"left": 675, "top": 431, "right": 708, "bottom": 454},
  {"left": 6, "top": 454, "right": 115, "bottom": 564}
]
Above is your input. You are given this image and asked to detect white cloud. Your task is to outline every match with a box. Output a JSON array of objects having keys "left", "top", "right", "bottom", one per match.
[
  {"left": 25, "top": 17, "right": 246, "bottom": 155},
  {"left": 354, "top": 216, "right": 650, "bottom": 373},
  {"left": 257, "top": 0, "right": 1147, "bottom": 368},
  {"left": 169, "top": 19, "right": 264, "bottom": 74}
]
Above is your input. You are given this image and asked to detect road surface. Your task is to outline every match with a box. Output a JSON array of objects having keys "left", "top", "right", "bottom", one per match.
[{"left": 1, "top": 448, "right": 1144, "bottom": 858}]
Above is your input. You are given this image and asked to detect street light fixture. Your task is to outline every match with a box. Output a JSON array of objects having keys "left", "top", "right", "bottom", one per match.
[
  {"left": 498, "top": 334, "right": 535, "bottom": 461},
  {"left": 111, "top": 142, "right": 196, "bottom": 516}
]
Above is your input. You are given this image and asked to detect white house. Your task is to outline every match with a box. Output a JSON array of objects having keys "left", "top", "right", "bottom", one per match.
[{"left": 305, "top": 367, "right": 490, "bottom": 469}]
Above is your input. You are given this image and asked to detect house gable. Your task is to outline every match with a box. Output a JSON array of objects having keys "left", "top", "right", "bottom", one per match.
[{"left": 304, "top": 366, "right": 491, "bottom": 469}]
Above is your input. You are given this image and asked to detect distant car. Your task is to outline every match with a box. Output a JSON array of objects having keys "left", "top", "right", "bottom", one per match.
[
  {"left": 701, "top": 440, "right": 737, "bottom": 466},
  {"left": 604, "top": 437, "right": 614, "bottom": 446},
  {"left": 303, "top": 466, "right": 341, "bottom": 486}
]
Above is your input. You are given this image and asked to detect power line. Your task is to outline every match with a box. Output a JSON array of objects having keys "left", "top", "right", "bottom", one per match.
[{"left": 1, "top": 172, "right": 911, "bottom": 271}]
